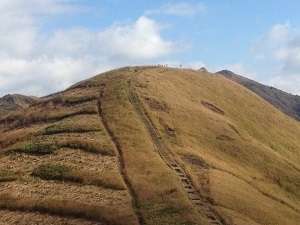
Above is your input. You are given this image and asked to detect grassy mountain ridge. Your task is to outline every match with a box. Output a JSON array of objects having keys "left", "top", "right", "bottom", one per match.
[
  {"left": 0, "top": 67, "right": 299, "bottom": 225},
  {"left": 217, "top": 70, "right": 300, "bottom": 121}
]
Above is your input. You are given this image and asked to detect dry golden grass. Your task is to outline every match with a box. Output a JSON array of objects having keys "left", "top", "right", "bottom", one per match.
[
  {"left": 42, "top": 114, "right": 102, "bottom": 135},
  {"left": 0, "top": 80, "right": 138, "bottom": 225},
  {"left": 98, "top": 69, "right": 207, "bottom": 225},
  {"left": 0, "top": 125, "right": 44, "bottom": 149},
  {"left": 0, "top": 210, "right": 100, "bottom": 225},
  {"left": 0, "top": 193, "right": 137, "bottom": 225},
  {"left": 0, "top": 101, "right": 98, "bottom": 130},
  {"left": 6, "top": 137, "right": 115, "bottom": 156},
  {"left": 131, "top": 67, "right": 300, "bottom": 224},
  {"left": 32, "top": 163, "right": 125, "bottom": 190}
]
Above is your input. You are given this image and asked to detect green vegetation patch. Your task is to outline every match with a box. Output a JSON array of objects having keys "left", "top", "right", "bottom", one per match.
[
  {"left": 63, "top": 95, "right": 98, "bottom": 105},
  {"left": 0, "top": 170, "right": 18, "bottom": 182},
  {"left": 13, "top": 142, "right": 57, "bottom": 155},
  {"left": 43, "top": 124, "right": 101, "bottom": 135},
  {"left": 32, "top": 164, "right": 77, "bottom": 182},
  {"left": 39, "top": 95, "right": 97, "bottom": 106}
]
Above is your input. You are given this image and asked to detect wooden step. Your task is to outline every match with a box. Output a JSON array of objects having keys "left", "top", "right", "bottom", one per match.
[
  {"left": 174, "top": 168, "right": 183, "bottom": 173},
  {"left": 189, "top": 195, "right": 201, "bottom": 200}
]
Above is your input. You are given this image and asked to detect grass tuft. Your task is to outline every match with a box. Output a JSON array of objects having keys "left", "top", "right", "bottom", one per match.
[
  {"left": 0, "top": 193, "right": 137, "bottom": 225},
  {"left": 32, "top": 164, "right": 77, "bottom": 182},
  {"left": 43, "top": 124, "right": 101, "bottom": 135},
  {"left": 11, "top": 142, "right": 57, "bottom": 155}
]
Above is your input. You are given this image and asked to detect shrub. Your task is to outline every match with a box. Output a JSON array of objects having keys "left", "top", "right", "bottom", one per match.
[
  {"left": 63, "top": 96, "right": 98, "bottom": 105},
  {"left": 14, "top": 142, "right": 57, "bottom": 155},
  {"left": 43, "top": 124, "right": 101, "bottom": 135},
  {"left": 32, "top": 164, "right": 80, "bottom": 182}
]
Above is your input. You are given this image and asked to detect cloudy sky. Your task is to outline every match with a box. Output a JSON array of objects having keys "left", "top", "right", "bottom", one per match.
[{"left": 1, "top": 0, "right": 300, "bottom": 96}]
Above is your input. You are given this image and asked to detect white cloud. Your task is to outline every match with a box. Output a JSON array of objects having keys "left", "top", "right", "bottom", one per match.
[
  {"left": 253, "top": 23, "right": 300, "bottom": 94},
  {"left": 269, "top": 75, "right": 300, "bottom": 95},
  {"left": 146, "top": 1, "right": 206, "bottom": 17},
  {"left": 98, "top": 16, "right": 173, "bottom": 60},
  {"left": 0, "top": 56, "right": 101, "bottom": 96},
  {"left": 0, "top": 0, "right": 81, "bottom": 16},
  {"left": 268, "top": 23, "right": 291, "bottom": 44},
  {"left": 223, "top": 63, "right": 257, "bottom": 79},
  {"left": 44, "top": 16, "right": 173, "bottom": 61},
  {"left": 0, "top": 1, "right": 175, "bottom": 97}
]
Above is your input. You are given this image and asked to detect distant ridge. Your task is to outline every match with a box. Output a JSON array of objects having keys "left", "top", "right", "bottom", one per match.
[
  {"left": 0, "top": 94, "right": 38, "bottom": 117},
  {"left": 198, "top": 67, "right": 208, "bottom": 73},
  {"left": 217, "top": 70, "right": 300, "bottom": 121}
]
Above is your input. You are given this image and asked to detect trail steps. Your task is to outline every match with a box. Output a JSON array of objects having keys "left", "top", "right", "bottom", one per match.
[{"left": 128, "top": 78, "right": 228, "bottom": 225}]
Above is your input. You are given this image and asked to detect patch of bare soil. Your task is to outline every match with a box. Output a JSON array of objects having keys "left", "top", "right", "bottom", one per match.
[
  {"left": 216, "top": 135, "right": 235, "bottom": 141},
  {"left": 143, "top": 96, "right": 170, "bottom": 112},
  {"left": 158, "top": 118, "right": 176, "bottom": 137},
  {"left": 201, "top": 101, "right": 225, "bottom": 115},
  {"left": 227, "top": 123, "right": 241, "bottom": 136},
  {"left": 181, "top": 154, "right": 210, "bottom": 169}
]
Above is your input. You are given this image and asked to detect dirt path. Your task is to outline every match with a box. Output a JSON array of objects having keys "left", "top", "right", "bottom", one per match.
[
  {"left": 128, "top": 79, "right": 229, "bottom": 225},
  {"left": 97, "top": 87, "right": 144, "bottom": 225}
]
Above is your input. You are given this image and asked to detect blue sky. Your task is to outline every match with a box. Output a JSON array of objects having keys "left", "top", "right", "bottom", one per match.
[{"left": 1, "top": 0, "right": 300, "bottom": 96}]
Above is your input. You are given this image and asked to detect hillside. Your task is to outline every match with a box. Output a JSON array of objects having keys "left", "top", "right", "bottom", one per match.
[
  {"left": 217, "top": 70, "right": 300, "bottom": 121},
  {"left": 0, "top": 94, "right": 38, "bottom": 118},
  {"left": 0, "top": 67, "right": 299, "bottom": 225}
]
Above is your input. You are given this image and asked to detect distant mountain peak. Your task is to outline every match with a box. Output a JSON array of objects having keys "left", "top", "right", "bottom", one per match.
[
  {"left": 0, "top": 94, "right": 38, "bottom": 117},
  {"left": 216, "top": 69, "right": 235, "bottom": 75},
  {"left": 198, "top": 67, "right": 208, "bottom": 72}
]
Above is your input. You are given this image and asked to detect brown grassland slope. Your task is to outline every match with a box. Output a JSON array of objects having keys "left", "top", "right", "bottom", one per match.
[{"left": 0, "top": 66, "right": 299, "bottom": 225}]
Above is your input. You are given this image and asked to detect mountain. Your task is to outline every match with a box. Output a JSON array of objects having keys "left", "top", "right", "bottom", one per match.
[
  {"left": 0, "top": 67, "right": 299, "bottom": 225},
  {"left": 217, "top": 70, "right": 300, "bottom": 121},
  {"left": 0, "top": 94, "right": 38, "bottom": 118},
  {"left": 198, "top": 67, "right": 208, "bottom": 73}
]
